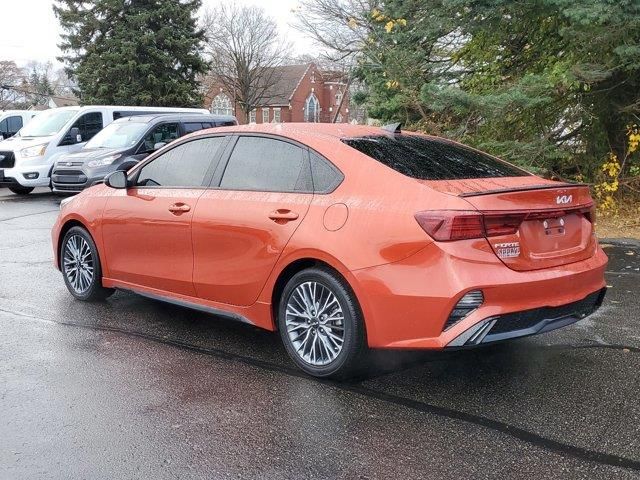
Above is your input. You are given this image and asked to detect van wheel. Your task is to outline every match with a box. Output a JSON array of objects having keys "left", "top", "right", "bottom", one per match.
[
  {"left": 9, "top": 186, "right": 34, "bottom": 195},
  {"left": 277, "top": 267, "right": 367, "bottom": 379},
  {"left": 61, "top": 226, "right": 114, "bottom": 301}
]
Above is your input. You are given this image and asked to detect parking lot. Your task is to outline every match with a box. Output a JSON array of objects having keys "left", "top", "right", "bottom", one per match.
[{"left": 1, "top": 187, "right": 639, "bottom": 479}]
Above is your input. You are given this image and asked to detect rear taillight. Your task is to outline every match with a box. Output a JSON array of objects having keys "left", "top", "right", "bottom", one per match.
[
  {"left": 415, "top": 210, "right": 526, "bottom": 241},
  {"left": 483, "top": 213, "right": 526, "bottom": 236},
  {"left": 414, "top": 211, "right": 484, "bottom": 241}
]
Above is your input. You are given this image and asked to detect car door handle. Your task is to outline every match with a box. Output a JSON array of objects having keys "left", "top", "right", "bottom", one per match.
[
  {"left": 268, "top": 209, "right": 299, "bottom": 222},
  {"left": 168, "top": 203, "right": 191, "bottom": 214}
]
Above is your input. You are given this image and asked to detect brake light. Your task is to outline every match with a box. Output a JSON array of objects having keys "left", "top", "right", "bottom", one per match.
[
  {"left": 415, "top": 211, "right": 484, "bottom": 241},
  {"left": 483, "top": 213, "right": 526, "bottom": 236},
  {"left": 415, "top": 210, "right": 525, "bottom": 241}
]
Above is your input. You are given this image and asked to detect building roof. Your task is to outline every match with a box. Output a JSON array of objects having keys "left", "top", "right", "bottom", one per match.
[{"left": 258, "top": 64, "right": 312, "bottom": 106}]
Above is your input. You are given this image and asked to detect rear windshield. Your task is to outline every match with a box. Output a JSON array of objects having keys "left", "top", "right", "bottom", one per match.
[{"left": 342, "top": 135, "right": 530, "bottom": 180}]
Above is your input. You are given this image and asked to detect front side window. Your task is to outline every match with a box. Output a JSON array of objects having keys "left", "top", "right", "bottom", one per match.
[
  {"left": 7, "top": 116, "right": 23, "bottom": 134},
  {"left": 139, "top": 123, "right": 180, "bottom": 153},
  {"left": 342, "top": 135, "right": 531, "bottom": 180},
  {"left": 211, "top": 93, "right": 233, "bottom": 116},
  {"left": 70, "top": 112, "right": 104, "bottom": 143},
  {"left": 0, "top": 119, "right": 8, "bottom": 136},
  {"left": 136, "top": 137, "right": 226, "bottom": 188},
  {"left": 220, "top": 136, "right": 310, "bottom": 192},
  {"left": 304, "top": 94, "right": 319, "bottom": 123}
]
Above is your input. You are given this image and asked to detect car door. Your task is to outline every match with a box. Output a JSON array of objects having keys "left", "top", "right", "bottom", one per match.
[
  {"left": 101, "top": 136, "right": 229, "bottom": 296},
  {"left": 192, "top": 135, "right": 313, "bottom": 306}
]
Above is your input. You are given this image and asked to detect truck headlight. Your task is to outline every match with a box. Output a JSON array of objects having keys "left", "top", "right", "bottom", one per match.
[
  {"left": 87, "top": 154, "right": 121, "bottom": 168},
  {"left": 20, "top": 143, "right": 48, "bottom": 158}
]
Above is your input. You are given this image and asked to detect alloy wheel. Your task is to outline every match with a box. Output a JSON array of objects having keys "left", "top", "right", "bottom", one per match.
[
  {"left": 63, "top": 234, "right": 95, "bottom": 294},
  {"left": 285, "top": 281, "right": 345, "bottom": 366}
]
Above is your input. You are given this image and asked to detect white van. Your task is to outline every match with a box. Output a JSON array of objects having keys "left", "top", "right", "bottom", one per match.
[
  {"left": 0, "top": 105, "right": 209, "bottom": 194},
  {"left": 0, "top": 110, "right": 38, "bottom": 140}
]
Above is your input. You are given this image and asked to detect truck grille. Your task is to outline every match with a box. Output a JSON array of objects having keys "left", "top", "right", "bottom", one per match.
[
  {"left": 0, "top": 151, "right": 15, "bottom": 168},
  {"left": 52, "top": 171, "right": 87, "bottom": 184}
]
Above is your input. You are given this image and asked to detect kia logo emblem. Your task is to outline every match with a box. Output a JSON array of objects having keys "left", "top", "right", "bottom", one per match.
[{"left": 556, "top": 194, "right": 573, "bottom": 205}]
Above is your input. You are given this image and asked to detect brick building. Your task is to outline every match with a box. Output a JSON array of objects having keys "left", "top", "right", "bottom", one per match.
[{"left": 204, "top": 63, "right": 349, "bottom": 124}]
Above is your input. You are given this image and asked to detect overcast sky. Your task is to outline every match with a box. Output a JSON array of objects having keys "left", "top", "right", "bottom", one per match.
[{"left": 0, "top": 0, "right": 313, "bottom": 67}]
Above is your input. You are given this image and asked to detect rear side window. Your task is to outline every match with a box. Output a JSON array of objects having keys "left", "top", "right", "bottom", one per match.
[
  {"left": 136, "top": 137, "right": 225, "bottom": 187},
  {"left": 184, "top": 122, "right": 208, "bottom": 134},
  {"left": 342, "top": 135, "right": 530, "bottom": 180},
  {"left": 220, "top": 136, "right": 310, "bottom": 192},
  {"left": 310, "top": 152, "right": 343, "bottom": 193}
]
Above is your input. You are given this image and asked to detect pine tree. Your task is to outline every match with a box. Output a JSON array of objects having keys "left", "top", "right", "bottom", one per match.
[{"left": 54, "top": 0, "right": 208, "bottom": 107}]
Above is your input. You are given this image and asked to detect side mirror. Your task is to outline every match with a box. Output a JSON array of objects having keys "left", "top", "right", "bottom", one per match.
[
  {"left": 0, "top": 132, "right": 7, "bottom": 140},
  {"left": 153, "top": 142, "right": 167, "bottom": 151},
  {"left": 70, "top": 127, "right": 82, "bottom": 143},
  {"left": 104, "top": 170, "right": 128, "bottom": 189}
]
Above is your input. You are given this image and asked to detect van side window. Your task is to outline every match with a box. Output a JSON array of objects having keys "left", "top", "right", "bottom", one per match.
[
  {"left": 138, "top": 123, "right": 180, "bottom": 153},
  {"left": 0, "top": 117, "right": 24, "bottom": 138},
  {"left": 63, "top": 112, "right": 104, "bottom": 144},
  {"left": 7, "top": 116, "right": 23, "bottom": 135}
]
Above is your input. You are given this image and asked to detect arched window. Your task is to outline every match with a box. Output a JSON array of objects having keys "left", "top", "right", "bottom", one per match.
[
  {"left": 211, "top": 93, "right": 233, "bottom": 116},
  {"left": 304, "top": 93, "right": 320, "bottom": 123}
]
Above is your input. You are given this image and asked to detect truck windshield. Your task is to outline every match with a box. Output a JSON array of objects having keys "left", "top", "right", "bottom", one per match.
[
  {"left": 19, "top": 109, "right": 79, "bottom": 137},
  {"left": 85, "top": 122, "right": 148, "bottom": 149}
]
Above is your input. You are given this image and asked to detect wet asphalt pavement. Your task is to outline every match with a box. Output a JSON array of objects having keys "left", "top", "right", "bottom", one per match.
[{"left": 0, "top": 188, "right": 639, "bottom": 479}]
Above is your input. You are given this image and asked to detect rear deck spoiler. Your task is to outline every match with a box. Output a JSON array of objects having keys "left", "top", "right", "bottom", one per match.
[{"left": 458, "top": 183, "right": 589, "bottom": 198}]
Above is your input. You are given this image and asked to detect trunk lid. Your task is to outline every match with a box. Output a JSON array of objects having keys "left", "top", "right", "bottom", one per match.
[{"left": 421, "top": 178, "right": 597, "bottom": 271}]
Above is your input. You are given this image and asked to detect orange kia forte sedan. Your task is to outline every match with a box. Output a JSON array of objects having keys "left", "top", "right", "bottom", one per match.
[{"left": 52, "top": 123, "right": 608, "bottom": 378}]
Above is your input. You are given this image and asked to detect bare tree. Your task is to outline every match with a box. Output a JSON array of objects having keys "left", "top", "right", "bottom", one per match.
[
  {"left": 202, "top": 3, "right": 291, "bottom": 120},
  {"left": 294, "top": 0, "right": 376, "bottom": 62},
  {"left": 0, "top": 61, "right": 28, "bottom": 109}
]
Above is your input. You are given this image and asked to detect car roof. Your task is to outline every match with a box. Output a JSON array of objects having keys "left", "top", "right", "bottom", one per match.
[
  {"left": 113, "top": 113, "right": 237, "bottom": 124},
  {"left": 200, "top": 122, "right": 385, "bottom": 140}
]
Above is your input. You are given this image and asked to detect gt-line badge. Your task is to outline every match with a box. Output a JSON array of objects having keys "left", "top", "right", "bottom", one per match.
[{"left": 494, "top": 242, "right": 520, "bottom": 258}]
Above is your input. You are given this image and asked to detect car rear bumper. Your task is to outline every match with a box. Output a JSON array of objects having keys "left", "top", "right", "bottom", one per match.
[
  {"left": 350, "top": 238, "right": 608, "bottom": 349},
  {"left": 446, "top": 287, "right": 606, "bottom": 347}
]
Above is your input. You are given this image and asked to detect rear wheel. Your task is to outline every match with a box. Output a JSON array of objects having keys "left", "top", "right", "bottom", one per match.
[
  {"left": 61, "top": 226, "right": 114, "bottom": 301},
  {"left": 9, "top": 186, "right": 34, "bottom": 195},
  {"left": 277, "top": 267, "right": 366, "bottom": 378}
]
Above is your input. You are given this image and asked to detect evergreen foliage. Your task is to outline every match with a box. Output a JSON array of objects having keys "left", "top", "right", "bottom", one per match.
[{"left": 54, "top": 0, "right": 208, "bottom": 107}]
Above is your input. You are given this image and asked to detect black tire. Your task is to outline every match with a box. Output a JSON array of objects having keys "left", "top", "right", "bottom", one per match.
[
  {"left": 9, "top": 186, "right": 34, "bottom": 195},
  {"left": 277, "top": 267, "right": 367, "bottom": 379},
  {"left": 60, "top": 226, "right": 114, "bottom": 301}
]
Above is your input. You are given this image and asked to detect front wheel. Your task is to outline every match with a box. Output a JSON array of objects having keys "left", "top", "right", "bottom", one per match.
[
  {"left": 278, "top": 267, "right": 366, "bottom": 378},
  {"left": 61, "top": 226, "right": 114, "bottom": 301},
  {"left": 9, "top": 186, "right": 34, "bottom": 195}
]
